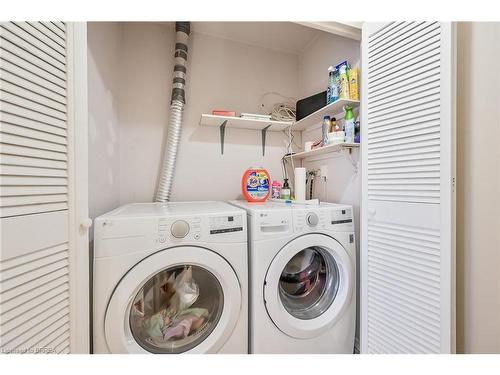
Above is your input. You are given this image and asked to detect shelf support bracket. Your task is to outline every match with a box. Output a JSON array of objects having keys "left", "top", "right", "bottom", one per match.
[
  {"left": 343, "top": 148, "right": 359, "bottom": 173},
  {"left": 219, "top": 120, "right": 227, "bottom": 155},
  {"left": 261, "top": 125, "right": 271, "bottom": 156}
]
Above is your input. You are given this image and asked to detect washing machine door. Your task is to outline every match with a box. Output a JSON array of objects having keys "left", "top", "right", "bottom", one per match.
[
  {"left": 264, "top": 233, "right": 353, "bottom": 339},
  {"left": 104, "top": 246, "right": 241, "bottom": 353}
]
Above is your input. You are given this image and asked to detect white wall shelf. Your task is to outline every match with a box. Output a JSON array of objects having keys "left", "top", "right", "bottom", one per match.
[
  {"left": 292, "top": 98, "right": 360, "bottom": 131},
  {"left": 286, "top": 142, "right": 359, "bottom": 160},
  {"left": 200, "top": 114, "right": 292, "bottom": 131},
  {"left": 199, "top": 114, "right": 292, "bottom": 155}
]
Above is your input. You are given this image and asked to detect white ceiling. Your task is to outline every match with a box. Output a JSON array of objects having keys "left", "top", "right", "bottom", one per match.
[{"left": 191, "top": 22, "right": 322, "bottom": 55}]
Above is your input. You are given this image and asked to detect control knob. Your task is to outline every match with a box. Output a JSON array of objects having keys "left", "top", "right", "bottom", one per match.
[
  {"left": 306, "top": 212, "right": 319, "bottom": 227},
  {"left": 171, "top": 220, "right": 190, "bottom": 238}
]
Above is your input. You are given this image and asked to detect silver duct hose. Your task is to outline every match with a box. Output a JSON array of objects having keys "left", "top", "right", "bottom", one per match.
[{"left": 155, "top": 22, "right": 190, "bottom": 202}]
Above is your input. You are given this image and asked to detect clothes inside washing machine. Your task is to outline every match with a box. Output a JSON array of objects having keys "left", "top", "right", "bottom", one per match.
[
  {"left": 279, "top": 246, "right": 340, "bottom": 320},
  {"left": 129, "top": 265, "right": 224, "bottom": 354},
  {"left": 280, "top": 248, "right": 321, "bottom": 296}
]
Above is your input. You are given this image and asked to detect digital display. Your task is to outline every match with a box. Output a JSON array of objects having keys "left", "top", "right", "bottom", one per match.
[
  {"left": 210, "top": 227, "right": 243, "bottom": 234},
  {"left": 331, "top": 219, "right": 353, "bottom": 225},
  {"left": 228, "top": 216, "right": 234, "bottom": 222}
]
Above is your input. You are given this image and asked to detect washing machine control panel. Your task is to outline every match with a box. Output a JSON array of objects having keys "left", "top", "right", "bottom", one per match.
[
  {"left": 292, "top": 207, "right": 354, "bottom": 233},
  {"left": 209, "top": 214, "right": 244, "bottom": 235},
  {"left": 156, "top": 217, "right": 201, "bottom": 242},
  {"left": 155, "top": 214, "right": 245, "bottom": 244},
  {"left": 293, "top": 209, "right": 329, "bottom": 232}
]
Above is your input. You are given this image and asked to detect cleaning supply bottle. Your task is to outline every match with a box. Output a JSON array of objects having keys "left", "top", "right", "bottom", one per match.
[
  {"left": 281, "top": 178, "right": 291, "bottom": 200},
  {"left": 344, "top": 105, "right": 355, "bottom": 143},
  {"left": 327, "top": 66, "right": 339, "bottom": 104},
  {"left": 322, "top": 115, "right": 330, "bottom": 146},
  {"left": 242, "top": 167, "right": 271, "bottom": 202},
  {"left": 271, "top": 180, "right": 282, "bottom": 199},
  {"left": 349, "top": 67, "right": 359, "bottom": 101},
  {"left": 339, "top": 64, "right": 350, "bottom": 100}
]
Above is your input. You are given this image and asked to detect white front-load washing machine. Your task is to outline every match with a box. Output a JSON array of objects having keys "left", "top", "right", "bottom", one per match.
[
  {"left": 230, "top": 201, "right": 356, "bottom": 354},
  {"left": 93, "top": 202, "right": 247, "bottom": 354}
]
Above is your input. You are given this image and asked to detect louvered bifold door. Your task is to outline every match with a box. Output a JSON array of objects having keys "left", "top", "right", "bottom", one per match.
[
  {"left": 0, "top": 22, "right": 84, "bottom": 354},
  {"left": 360, "top": 22, "right": 456, "bottom": 353}
]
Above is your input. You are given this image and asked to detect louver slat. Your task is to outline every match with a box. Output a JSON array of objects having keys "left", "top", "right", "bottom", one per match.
[
  {"left": 0, "top": 49, "right": 66, "bottom": 90},
  {"left": 0, "top": 23, "right": 66, "bottom": 67}
]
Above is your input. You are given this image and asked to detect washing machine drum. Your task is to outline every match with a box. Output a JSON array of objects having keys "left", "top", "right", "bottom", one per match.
[
  {"left": 279, "top": 248, "right": 322, "bottom": 295},
  {"left": 278, "top": 247, "right": 339, "bottom": 319},
  {"left": 265, "top": 234, "right": 353, "bottom": 339},
  {"left": 104, "top": 246, "right": 242, "bottom": 354},
  {"left": 129, "top": 265, "right": 224, "bottom": 353}
]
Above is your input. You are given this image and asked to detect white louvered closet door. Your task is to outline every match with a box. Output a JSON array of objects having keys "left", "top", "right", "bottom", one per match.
[
  {"left": 361, "top": 22, "right": 456, "bottom": 353},
  {"left": 0, "top": 22, "right": 89, "bottom": 353}
]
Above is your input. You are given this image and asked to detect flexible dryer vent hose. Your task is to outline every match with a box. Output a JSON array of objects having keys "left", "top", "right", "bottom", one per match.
[{"left": 155, "top": 22, "right": 190, "bottom": 202}]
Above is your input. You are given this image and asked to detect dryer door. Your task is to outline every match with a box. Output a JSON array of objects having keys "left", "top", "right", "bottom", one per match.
[
  {"left": 104, "top": 246, "right": 241, "bottom": 353},
  {"left": 264, "top": 233, "right": 354, "bottom": 339}
]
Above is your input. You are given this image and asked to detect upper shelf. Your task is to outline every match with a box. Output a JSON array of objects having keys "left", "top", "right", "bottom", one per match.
[
  {"left": 292, "top": 98, "right": 360, "bottom": 131},
  {"left": 286, "top": 142, "right": 360, "bottom": 159},
  {"left": 199, "top": 114, "right": 292, "bottom": 131}
]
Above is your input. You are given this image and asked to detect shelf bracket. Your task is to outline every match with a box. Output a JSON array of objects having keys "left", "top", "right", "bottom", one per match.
[
  {"left": 261, "top": 125, "right": 271, "bottom": 156},
  {"left": 219, "top": 120, "right": 227, "bottom": 155},
  {"left": 343, "top": 148, "right": 359, "bottom": 173}
]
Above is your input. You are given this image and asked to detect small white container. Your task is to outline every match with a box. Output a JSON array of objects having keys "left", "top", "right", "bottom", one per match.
[{"left": 327, "top": 131, "right": 345, "bottom": 145}]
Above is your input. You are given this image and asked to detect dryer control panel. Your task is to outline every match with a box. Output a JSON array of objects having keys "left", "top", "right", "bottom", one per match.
[
  {"left": 94, "top": 203, "right": 247, "bottom": 257},
  {"left": 209, "top": 214, "right": 244, "bottom": 235},
  {"left": 155, "top": 213, "right": 246, "bottom": 244}
]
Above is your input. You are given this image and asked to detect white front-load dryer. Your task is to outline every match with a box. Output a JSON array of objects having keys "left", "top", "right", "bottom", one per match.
[
  {"left": 230, "top": 201, "right": 356, "bottom": 354},
  {"left": 93, "top": 202, "right": 247, "bottom": 354}
]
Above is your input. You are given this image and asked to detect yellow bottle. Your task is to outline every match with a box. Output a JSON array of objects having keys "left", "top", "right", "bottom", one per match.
[
  {"left": 349, "top": 67, "right": 359, "bottom": 101},
  {"left": 339, "top": 65, "right": 349, "bottom": 100}
]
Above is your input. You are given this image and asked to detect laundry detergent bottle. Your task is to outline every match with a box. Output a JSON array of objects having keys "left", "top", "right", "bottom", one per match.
[{"left": 242, "top": 167, "right": 271, "bottom": 202}]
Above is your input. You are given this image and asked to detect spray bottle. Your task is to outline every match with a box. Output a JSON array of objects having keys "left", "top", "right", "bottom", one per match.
[{"left": 344, "top": 105, "right": 355, "bottom": 144}]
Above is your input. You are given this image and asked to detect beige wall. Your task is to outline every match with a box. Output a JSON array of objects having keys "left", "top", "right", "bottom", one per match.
[
  {"left": 456, "top": 22, "right": 500, "bottom": 353},
  {"left": 87, "top": 22, "right": 121, "bottom": 224},
  {"left": 171, "top": 29, "right": 300, "bottom": 202},
  {"left": 116, "top": 23, "right": 175, "bottom": 205},
  {"left": 88, "top": 22, "right": 300, "bottom": 213}
]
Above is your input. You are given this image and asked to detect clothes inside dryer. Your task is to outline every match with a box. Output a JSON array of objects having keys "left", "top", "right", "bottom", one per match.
[
  {"left": 279, "top": 247, "right": 340, "bottom": 320},
  {"left": 129, "top": 265, "right": 224, "bottom": 353}
]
